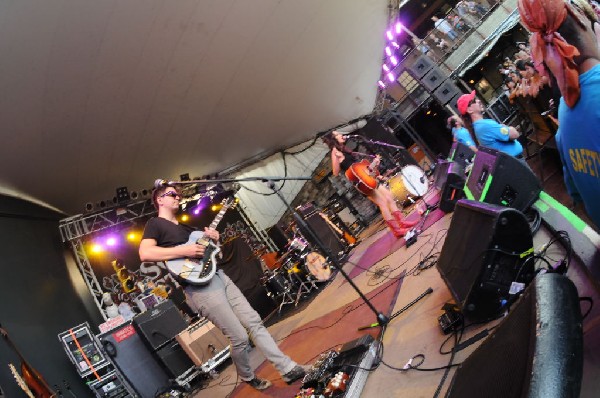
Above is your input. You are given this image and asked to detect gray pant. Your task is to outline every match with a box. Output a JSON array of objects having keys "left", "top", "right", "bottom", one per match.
[{"left": 184, "top": 270, "right": 296, "bottom": 380}]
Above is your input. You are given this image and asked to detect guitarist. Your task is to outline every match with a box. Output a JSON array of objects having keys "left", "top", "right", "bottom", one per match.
[
  {"left": 322, "top": 131, "right": 417, "bottom": 238},
  {"left": 139, "top": 184, "right": 305, "bottom": 391}
]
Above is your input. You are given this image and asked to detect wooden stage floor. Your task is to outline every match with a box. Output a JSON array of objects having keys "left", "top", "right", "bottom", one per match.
[{"left": 190, "top": 191, "right": 600, "bottom": 398}]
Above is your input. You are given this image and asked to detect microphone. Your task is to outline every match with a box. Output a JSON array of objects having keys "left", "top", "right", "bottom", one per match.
[{"left": 154, "top": 179, "right": 176, "bottom": 188}]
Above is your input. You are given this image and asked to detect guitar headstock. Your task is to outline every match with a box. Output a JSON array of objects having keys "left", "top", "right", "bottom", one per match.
[{"left": 220, "top": 196, "right": 238, "bottom": 210}]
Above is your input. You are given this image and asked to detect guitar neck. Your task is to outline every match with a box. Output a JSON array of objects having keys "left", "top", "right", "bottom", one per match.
[{"left": 209, "top": 206, "right": 229, "bottom": 231}]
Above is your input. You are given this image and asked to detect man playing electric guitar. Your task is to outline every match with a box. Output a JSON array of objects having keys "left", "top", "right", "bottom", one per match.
[
  {"left": 323, "top": 131, "right": 417, "bottom": 238},
  {"left": 139, "top": 184, "right": 305, "bottom": 391}
]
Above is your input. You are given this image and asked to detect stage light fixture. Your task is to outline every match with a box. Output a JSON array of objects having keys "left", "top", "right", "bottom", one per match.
[
  {"left": 390, "top": 56, "right": 398, "bottom": 66},
  {"left": 386, "top": 30, "right": 394, "bottom": 40},
  {"left": 395, "top": 22, "right": 403, "bottom": 34},
  {"left": 180, "top": 173, "right": 190, "bottom": 181},
  {"left": 387, "top": 72, "right": 396, "bottom": 82},
  {"left": 383, "top": 64, "right": 390, "bottom": 72},
  {"left": 90, "top": 243, "right": 104, "bottom": 254},
  {"left": 126, "top": 232, "right": 139, "bottom": 242},
  {"left": 378, "top": 80, "right": 386, "bottom": 88},
  {"left": 116, "top": 187, "right": 130, "bottom": 203},
  {"left": 385, "top": 46, "right": 392, "bottom": 56},
  {"left": 85, "top": 202, "right": 94, "bottom": 212},
  {"left": 181, "top": 214, "right": 189, "bottom": 222}
]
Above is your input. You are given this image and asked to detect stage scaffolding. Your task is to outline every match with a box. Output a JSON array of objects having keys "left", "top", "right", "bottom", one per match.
[
  {"left": 59, "top": 199, "right": 158, "bottom": 320},
  {"left": 59, "top": 196, "right": 277, "bottom": 320}
]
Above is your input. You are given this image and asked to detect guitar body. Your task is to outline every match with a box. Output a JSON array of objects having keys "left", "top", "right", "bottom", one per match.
[
  {"left": 165, "top": 231, "right": 220, "bottom": 285},
  {"left": 21, "top": 363, "right": 54, "bottom": 398},
  {"left": 165, "top": 198, "right": 234, "bottom": 285},
  {"left": 345, "top": 160, "right": 378, "bottom": 195}
]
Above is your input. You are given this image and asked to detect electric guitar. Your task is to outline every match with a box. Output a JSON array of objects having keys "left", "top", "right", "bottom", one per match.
[
  {"left": 1, "top": 326, "right": 56, "bottom": 398},
  {"left": 344, "top": 155, "right": 381, "bottom": 195},
  {"left": 165, "top": 198, "right": 234, "bottom": 285}
]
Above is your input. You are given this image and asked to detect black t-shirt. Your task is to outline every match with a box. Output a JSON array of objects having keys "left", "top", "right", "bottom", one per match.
[{"left": 142, "top": 217, "right": 195, "bottom": 247}]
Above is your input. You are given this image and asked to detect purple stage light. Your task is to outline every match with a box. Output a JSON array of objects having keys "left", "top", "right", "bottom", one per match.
[
  {"left": 382, "top": 64, "right": 390, "bottom": 72},
  {"left": 395, "top": 22, "right": 403, "bottom": 34},
  {"left": 392, "top": 41, "right": 400, "bottom": 49},
  {"left": 387, "top": 72, "right": 395, "bottom": 82},
  {"left": 378, "top": 80, "right": 386, "bottom": 88},
  {"left": 390, "top": 56, "right": 398, "bottom": 66},
  {"left": 385, "top": 46, "right": 392, "bottom": 57},
  {"left": 386, "top": 30, "right": 394, "bottom": 40},
  {"left": 105, "top": 236, "right": 118, "bottom": 247}
]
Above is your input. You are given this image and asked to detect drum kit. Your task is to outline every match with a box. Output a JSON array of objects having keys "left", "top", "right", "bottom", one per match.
[
  {"left": 260, "top": 232, "right": 332, "bottom": 313},
  {"left": 386, "top": 164, "right": 430, "bottom": 206}
]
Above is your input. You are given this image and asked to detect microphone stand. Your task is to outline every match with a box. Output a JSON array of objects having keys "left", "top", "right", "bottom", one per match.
[{"left": 167, "top": 175, "right": 389, "bottom": 327}]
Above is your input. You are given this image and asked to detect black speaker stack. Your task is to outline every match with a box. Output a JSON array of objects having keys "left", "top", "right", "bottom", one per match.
[
  {"left": 465, "top": 146, "right": 541, "bottom": 212},
  {"left": 446, "top": 273, "right": 583, "bottom": 398},
  {"left": 448, "top": 141, "right": 475, "bottom": 170},
  {"left": 436, "top": 199, "right": 536, "bottom": 321},
  {"left": 132, "top": 300, "right": 194, "bottom": 378},
  {"left": 97, "top": 322, "right": 171, "bottom": 398},
  {"left": 434, "top": 160, "right": 467, "bottom": 213}
]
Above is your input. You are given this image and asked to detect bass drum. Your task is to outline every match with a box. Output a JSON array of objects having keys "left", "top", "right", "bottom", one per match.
[
  {"left": 262, "top": 272, "right": 290, "bottom": 297},
  {"left": 388, "top": 165, "right": 429, "bottom": 202},
  {"left": 304, "top": 252, "right": 332, "bottom": 281}
]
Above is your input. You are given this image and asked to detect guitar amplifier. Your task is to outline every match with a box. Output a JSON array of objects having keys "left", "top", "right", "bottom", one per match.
[{"left": 175, "top": 319, "right": 230, "bottom": 372}]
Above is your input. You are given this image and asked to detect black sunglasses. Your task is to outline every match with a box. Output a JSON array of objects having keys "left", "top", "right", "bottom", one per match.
[{"left": 160, "top": 191, "right": 181, "bottom": 199}]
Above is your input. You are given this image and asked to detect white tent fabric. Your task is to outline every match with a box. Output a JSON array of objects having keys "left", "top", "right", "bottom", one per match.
[{"left": 233, "top": 139, "right": 329, "bottom": 230}]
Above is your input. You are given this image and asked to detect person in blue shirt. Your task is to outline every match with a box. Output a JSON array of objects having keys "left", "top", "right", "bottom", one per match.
[
  {"left": 447, "top": 115, "right": 478, "bottom": 152},
  {"left": 457, "top": 90, "right": 525, "bottom": 159},
  {"left": 519, "top": 0, "right": 600, "bottom": 228}
]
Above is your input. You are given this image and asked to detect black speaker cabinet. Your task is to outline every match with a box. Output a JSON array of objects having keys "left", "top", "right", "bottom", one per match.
[
  {"left": 406, "top": 54, "right": 435, "bottom": 79},
  {"left": 299, "top": 213, "right": 345, "bottom": 260},
  {"left": 448, "top": 141, "right": 475, "bottom": 170},
  {"left": 439, "top": 163, "right": 466, "bottom": 213},
  {"left": 98, "top": 321, "right": 171, "bottom": 398},
  {"left": 133, "top": 299, "right": 188, "bottom": 351},
  {"left": 156, "top": 340, "right": 195, "bottom": 378},
  {"left": 433, "top": 80, "right": 461, "bottom": 105},
  {"left": 421, "top": 66, "right": 446, "bottom": 91},
  {"left": 436, "top": 199, "right": 535, "bottom": 320},
  {"left": 447, "top": 273, "right": 583, "bottom": 398},
  {"left": 433, "top": 159, "right": 453, "bottom": 190},
  {"left": 465, "top": 146, "right": 541, "bottom": 212}
]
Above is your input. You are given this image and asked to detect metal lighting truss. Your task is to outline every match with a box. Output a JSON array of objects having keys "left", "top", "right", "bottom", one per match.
[{"left": 59, "top": 199, "right": 158, "bottom": 319}]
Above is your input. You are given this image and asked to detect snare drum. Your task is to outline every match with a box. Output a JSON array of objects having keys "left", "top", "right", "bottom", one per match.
[
  {"left": 388, "top": 165, "right": 429, "bottom": 201},
  {"left": 304, "top": 252, "right": 332, "bottom": 281},
  {"left": 263, "top": 272, "right": 290, "bottom": 297}
]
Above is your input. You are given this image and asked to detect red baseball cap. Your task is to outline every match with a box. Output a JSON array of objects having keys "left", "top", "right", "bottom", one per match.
[{"left": 457, "top": 90, "right": 476, "bottom": 115}]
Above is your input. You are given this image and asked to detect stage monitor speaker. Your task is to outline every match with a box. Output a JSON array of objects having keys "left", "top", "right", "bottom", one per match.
[
  {"left": 433, "top": 159, "right": 453, "bottom": 190},
  {"left": 439, "top": 162, "right": 466, "bottom": 213},
  {"left": 421, "top": 66, "right": 447, "bottom": 91},
  {"left": 156, "top": 340, "right": 195, "bottom": 378},
  {"left": 436, "top": 199, "right": 535, "bottom": 320},
  {"left": 97, "top": 322, "right": 170, "bottom": 398},
  {"left": 300, "top": 213, "right": 345, "bottom": 260},
  {"left": 406, "top": 54, "right": 435, "bottom": 79},
  {"left": 132, "top": 299, "right": 188, "bottom": 351},
  {"left": 465, "top": 146, "right": 541, "bottom": 212},
  {"left": 447, "top": 273, "right": 583, "bottom": 398},
  {"left": 448, "top": 141, "right": 475, "bottom": 170},
  {"left": 176, "top": 319, "right": 230, "bottom": 367},
  {"left": 433, "top": 80, "right": 461, "bottom": 105}
]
